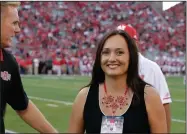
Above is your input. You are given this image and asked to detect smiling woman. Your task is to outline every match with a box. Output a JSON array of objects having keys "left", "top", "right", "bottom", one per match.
[
  {"left": 68, "top": 30, "right": 167, "bottom": 133},
  {"left": 101, "top": 35, "right": 130, "bottom": 77}
]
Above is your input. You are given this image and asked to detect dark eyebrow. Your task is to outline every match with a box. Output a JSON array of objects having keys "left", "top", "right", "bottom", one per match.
[
  {"left": 115, "top": 48, "right": 124, "bottom": 51},
  {"left": 13, "top": 20, "right": 20, "bottom": 27},
  {"left": 102, "top": 48, "right": 124, "bottom": 50},
  {"left": 13, "top": 20, "right": 20, "bottom": 23}
]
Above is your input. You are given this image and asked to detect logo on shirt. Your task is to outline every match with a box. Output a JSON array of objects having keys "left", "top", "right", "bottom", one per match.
[
  {"left": 1, "top": 71, "right": 11, "bottom": 81},
  {"left": 140, "top": 74, "right": 144, "bottom": 80},
  {"left": 163, "top": 92, "right": 171, "bottom": 100}
]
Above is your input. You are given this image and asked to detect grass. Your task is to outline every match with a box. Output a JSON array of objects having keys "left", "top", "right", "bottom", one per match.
[{"left": 4, "top": 75, "right": 186, "bottom": 133}]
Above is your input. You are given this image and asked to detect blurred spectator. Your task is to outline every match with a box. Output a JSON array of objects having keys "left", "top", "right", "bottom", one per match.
[{"left": 12, "top": 1, "right": 185, "bottom": 76}]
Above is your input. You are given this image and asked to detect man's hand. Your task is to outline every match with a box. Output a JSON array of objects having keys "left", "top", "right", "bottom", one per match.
[{"left": 17, "top": 100, "right": 58, "bottom": 133}]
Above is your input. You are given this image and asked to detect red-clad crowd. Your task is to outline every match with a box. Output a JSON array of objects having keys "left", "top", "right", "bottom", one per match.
[{"left": 11, "top": 1, "right": 185, "bottom": 75}]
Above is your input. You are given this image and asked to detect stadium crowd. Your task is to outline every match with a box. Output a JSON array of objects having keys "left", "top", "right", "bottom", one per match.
[{"left": 10, "top": 1, "right": 185, "bottom": 76}]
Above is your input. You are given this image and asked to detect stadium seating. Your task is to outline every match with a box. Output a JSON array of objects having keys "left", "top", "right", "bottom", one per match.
[{"left": 12, "top": 2, "right": 186, "bottom": 75}]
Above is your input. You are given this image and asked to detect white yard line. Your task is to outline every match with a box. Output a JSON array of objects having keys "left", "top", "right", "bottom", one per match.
[
  {"left": 5, "top": 129, "right": 16, "bottom": 133},
  {"left": 174, "top": 99, "right": 185, "bottom": 102},
  {"left": 28, "top": 96, "right": 73, "bottom": 105},
  {"left": 171, "top": 119, "right": 186, "bottom": 123}
]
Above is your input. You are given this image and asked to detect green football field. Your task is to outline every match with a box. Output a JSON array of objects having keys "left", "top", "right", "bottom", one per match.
[{"left": 4, "top": 75, "right": 186, "bottom": 133}]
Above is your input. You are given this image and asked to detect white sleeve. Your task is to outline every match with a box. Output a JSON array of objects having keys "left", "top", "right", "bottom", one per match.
[{"left": 152, "top": 64, "right": 172, "bottom": 104}]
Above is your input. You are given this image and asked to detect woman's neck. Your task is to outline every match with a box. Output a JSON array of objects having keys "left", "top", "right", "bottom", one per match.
[{"left": 104, "top": 75, "right": 128, "bottom": 93}]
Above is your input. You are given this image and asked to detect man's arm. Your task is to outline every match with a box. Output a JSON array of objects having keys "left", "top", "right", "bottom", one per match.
[
  {"left": 144, "top": 86, "right": 167, "bottom": 133},
  {"left": 153, "top": 63, "right": 172, "bottom": 133},
  {"left": 142, "top": 61, "right": 171, "bottom": 133},
  {"left": 17, "top": 100, "right": 58, "bottom": 133},
  {"left": 163, "top": 103, "right": 171, "bottom": 133},
  {"left": 7, "top": 59, "right": 58, "bottom": 133}
]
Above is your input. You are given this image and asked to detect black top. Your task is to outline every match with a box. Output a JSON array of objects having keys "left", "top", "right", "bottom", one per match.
[
  {"left": 0, "top": 49, "right": 29, "bottom": 133},
  {"left": 83, "top": 82, "right": 150, "bottom": 133}
]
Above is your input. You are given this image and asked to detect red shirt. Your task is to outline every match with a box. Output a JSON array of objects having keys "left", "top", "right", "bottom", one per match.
[
  {"left": 19, "top": 59, "right": 27, "bottom": 68},
  {"left": 25, "top": 58, "right": 32, "bottom": 65},
  {"left": 61, "top": 58, "right": 66, "bottom": 65},
  {"left": 53, "top": 58, "right": 62, "bottom": 66}
]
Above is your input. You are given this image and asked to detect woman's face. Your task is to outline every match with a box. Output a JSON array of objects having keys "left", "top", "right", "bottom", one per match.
[{"left": 101, "top": 35, "right": 130, "bottom": 77}]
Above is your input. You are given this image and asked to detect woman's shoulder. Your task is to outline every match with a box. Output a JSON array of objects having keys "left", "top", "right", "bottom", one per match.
[
  {"left": 72, "top": 86, "right": 90, "bottom": 110},
  {"left": 144, "top": 85, "right": 160, "bottom": 103},
  {"left": 74, "top": 86, "right": 90, "bottom": 103},
  {"left": 78, "top": 86, "right": 90, "bottom": 98}
]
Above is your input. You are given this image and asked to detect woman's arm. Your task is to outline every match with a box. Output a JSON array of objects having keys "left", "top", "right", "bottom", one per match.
[
  {"left": 144, "top": 85, "right": 167, "bottom": 133},
  {"left": 68, "top": 87, "right": 89, "bottom": 133}
]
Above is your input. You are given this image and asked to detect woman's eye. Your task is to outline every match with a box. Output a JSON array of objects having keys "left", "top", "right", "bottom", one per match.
[
  {"left": 101, "top": 51, "right": 109, "bottom": 55},
  {"left": 116, "top": 51, "right": 124, "bottom": 55}
]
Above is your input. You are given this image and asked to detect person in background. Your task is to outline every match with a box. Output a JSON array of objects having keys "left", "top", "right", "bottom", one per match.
[
  {"left": 0, "top": 2, "right": 58, "bottom": 133},
  {"left": 117, "top": 24, "right": 172, "bottom": 133}
]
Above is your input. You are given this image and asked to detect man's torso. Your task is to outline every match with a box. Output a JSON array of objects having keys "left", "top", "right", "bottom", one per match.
[{"left": 0, "top": 49, "right": 16, "bottom": 133}]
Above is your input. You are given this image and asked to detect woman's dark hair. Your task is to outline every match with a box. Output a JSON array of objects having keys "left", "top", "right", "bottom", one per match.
[{"left": 84, "top": 29, "right": 148, "bottom": 102}]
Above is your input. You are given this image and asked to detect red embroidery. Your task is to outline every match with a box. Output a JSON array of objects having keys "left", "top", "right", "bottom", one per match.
[
  {"left": 163, "top": 97, "right": 171, "bottom": 100},
  {"left": 1, "top": 71, "right": 11, "bottom": 81},
  {"left": 163, "top": 92, "right": 171, "bottom": 100}
]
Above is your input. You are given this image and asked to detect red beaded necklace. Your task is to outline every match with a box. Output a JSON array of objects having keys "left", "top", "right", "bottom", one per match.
[{"left": 102, "top": 81, "right": 129, "bottom": 116}]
